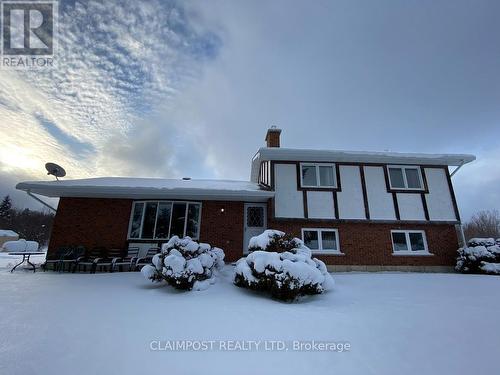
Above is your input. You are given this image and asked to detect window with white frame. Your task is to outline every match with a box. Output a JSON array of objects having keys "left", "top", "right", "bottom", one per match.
[
  {"left": 388, "top": 166, "right": 423, "bottom": 190},
  {"left": 128, "top": 201, "right": 201, "bottom": 240},
  {"left": 300, "top": 163, "right": 336, "bottom": 188},
  {"left": 391, "top": 230, "right": 429, "bottom": 254},
  {"left": 302, "top": 228, "right": 341, "bottom": 253}
]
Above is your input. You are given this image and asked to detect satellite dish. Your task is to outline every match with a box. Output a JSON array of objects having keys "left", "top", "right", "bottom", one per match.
[{"left": 45, "top": 162, "right": 66, "bottom": 180}]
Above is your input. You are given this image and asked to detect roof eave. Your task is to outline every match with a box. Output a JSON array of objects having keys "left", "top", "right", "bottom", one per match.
[
  {"left": 16, "top": 183, "right": 274, "bottom": 202},
  {"left": 257, "top": 147, "right": 476, "bottom": 167}
]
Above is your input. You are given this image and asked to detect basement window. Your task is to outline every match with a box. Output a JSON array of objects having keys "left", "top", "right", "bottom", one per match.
[
  {"left": 391, "top": 230, "right": 431, "bottom": 255},
  {"left": 128, "top": 201, "right": 201, "bottom": 240},
  {"left": 388, "top": 166, "right": 423, "bottom": 190},
  {"left": 300, "top": 163, "right": 336, "bottom": 188},
  {"left": 302, "top": 228, "right": 342, "bottom": 254}
]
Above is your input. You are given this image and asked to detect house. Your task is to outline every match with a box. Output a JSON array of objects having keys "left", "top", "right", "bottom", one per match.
[{"left": 16, "top": 128, "right": 475, "bottom": 271}]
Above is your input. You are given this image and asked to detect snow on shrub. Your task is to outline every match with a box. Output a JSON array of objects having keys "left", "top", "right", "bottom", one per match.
[
  {"left": 141, "top": 236, "right": 225, "bottom": 291},
  {"left": 248, "top": 229, "right": 302, "bottom": 253},
  {"left": 456, "top": 237, "right": 500, "bottom": 275},
  {"left": 234, "top": 230, "right": 334, "bottom": 301},
  {"left": 480, "top": 262, "right": 500, "bottom": 275}
]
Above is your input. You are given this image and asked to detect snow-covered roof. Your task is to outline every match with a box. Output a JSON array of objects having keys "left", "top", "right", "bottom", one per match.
[
  {"left": 0, "top": 230, "right": 18, "bottom": 237},
  {"left": 255, "top": 147, "right": 475, "bottom": 166},
  {"left": 16, "top": 178, "right": 274, "bottom": 202}
]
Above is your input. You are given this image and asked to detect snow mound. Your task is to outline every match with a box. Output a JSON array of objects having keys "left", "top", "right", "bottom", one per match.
[
  {"left": 480, "top": 262, "right": 500, "bottom": 275},
  {"left": 141, "top": 236, "right": 225, "bottom": 291},
  {"left": 463, "top": 246, "right": 495, "bottom": 260},
  {"left": 468, "top": 238, "right": 496, "bottom": 247},
  {"left": 0, "top": 230, "right": 18, "bottom": 237},
  {"left": 1, "top": 239, "right": 39, "bottom": 253},
  {"left": 456, "top": 240, "right": 500, "bottom": 274},
  {"left": 235, "top": 230, "right": 334, "bottom": 301}
]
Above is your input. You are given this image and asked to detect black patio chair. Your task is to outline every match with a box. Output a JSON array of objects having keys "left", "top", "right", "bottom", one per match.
[
  {"left": 59, "top": 246, "right": 86, "bottom": 272},
  {"left": 134, "top": 247, "right": 160, "bottom": 271},
  {"left": 73, "top": 247, "right": 106, "bottom": 273},
  {"left": 111, "top": 247, "right": 139, "bottom": 272},
  {"left": 93, "top": 248, "right": 124, "bottom": 273},
  {"left": 42, "top": 246, "right": 71, "bottom": 271}
]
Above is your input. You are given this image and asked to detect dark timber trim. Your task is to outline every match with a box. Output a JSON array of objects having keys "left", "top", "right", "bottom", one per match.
[
  {"left": 420, "top": 166, "right": 429, "bottom": 192},
  {"left": 445, "top": 167, "right": 461, "bottom": 222},
  {"left": 335, "top": 164, "right": 342, "bottom": 191},
  {"left": 359, "top": 165, "right": 370, "bottom": 219},
  {"left": 269, "top": 217, "right": 459, "bottom": 225},
  {"left": 392, "top": 192, "right": 401, "bottom": 220},
  {"left": 302, "top": 190, "right": 308, "bottom": 218},
  {"left": 295, "top": 163, "right": 302, "bottom": 190},
  {"left": 270, "top": 161, "right": 276, "bottom": 190},
  {"left": 333, "top": 191, "right": 339, "bottom": 219},
  {"left": 421, "top": 193, "right": 430, "bottom": 221}
]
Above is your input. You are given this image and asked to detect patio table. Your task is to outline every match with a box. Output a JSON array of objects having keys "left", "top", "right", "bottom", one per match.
[{"left": 8, "top": 252, "right": 45, "bottom": 273}]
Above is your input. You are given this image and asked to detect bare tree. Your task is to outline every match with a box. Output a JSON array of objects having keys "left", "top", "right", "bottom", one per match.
[{"left": 463, "top": 210, "right": 500, "bottom": 240}]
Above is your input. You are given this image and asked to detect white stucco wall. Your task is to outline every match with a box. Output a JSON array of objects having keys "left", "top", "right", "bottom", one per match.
[
  {"left": 337, "top": 166, "right": 366, "bottom": 219},
  {"left": 396, "top": 193, "right": 426, "bottom": 220},
  {"left": 274, "top": 163, "right": 304, "bottom": 218},
  {"left": 307, "top": 191, "right": 335, "bottom": 219},
  {"left": 363, "top": 166, "right": 396, "bottom": 220},
  {"left": 424, "top": 168, "right": 457, "bottom": 221},
  {"left": 271, "top": 161, "right": 457, "bottom": 223}
]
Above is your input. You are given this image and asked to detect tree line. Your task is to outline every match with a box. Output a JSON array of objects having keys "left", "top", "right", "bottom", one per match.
[
  {"left": 0, "top": 195, "right": 55, "bottom": 246},
  {"left": 463, "top": 209, "right": 500, "bottom": 240}
]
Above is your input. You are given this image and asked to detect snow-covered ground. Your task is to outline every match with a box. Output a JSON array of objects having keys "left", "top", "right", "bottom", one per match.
[{"left": 0, "top": 267, "right": 498, "bottom": 375}]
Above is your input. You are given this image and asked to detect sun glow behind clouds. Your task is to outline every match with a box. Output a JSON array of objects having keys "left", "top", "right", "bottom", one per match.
[
  {"left": 0, "top": 0, "right": 220, "bottom": 180},
  {"left": 0, "top": 145, "right": 39, "bottom": 172}
]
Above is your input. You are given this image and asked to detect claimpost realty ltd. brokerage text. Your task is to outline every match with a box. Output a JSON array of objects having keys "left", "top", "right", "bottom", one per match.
[{"left": 150, "top": 340, "right": 351, "bottom": 352}]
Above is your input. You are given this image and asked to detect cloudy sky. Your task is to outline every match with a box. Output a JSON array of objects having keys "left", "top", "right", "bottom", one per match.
[{"left": 0, "top": 0, "right": 499, "bottom": 220}]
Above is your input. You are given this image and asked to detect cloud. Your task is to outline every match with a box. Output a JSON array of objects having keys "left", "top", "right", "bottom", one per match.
[{"left": 0, "top": 0, "right": 220, "bottom": 181}]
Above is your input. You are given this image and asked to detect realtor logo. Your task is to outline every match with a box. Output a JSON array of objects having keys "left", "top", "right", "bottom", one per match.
[{"left": 1, "top": 0, "right": 57, "bottom": 68}]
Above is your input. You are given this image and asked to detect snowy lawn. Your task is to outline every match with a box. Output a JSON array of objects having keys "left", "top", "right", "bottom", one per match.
[{"left": 0, "top": 268, "right": 499, "bottom": 375}]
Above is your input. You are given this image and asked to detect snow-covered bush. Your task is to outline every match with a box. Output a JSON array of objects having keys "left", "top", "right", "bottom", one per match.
[
  {"left": 141, "top": 236, "right": 225, "bottom": 291},
  {"left": 456, "top": 238, "right": 500, "bottom": 275},
  {"left": 248, "top": 229, "right": 302, "bottom": 253},
  {"left": 234, "top": 230, "right": 334, "bottom": 301}
]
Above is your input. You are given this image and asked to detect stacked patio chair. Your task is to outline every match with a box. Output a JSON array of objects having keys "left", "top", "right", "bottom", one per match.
[
  {"left": 111, "top": 247, "right": 139, "bottom": 272},
  {"left": 58, "top": 245, "right": 86, "bottom": 272},
  {"left": 42, "top": 246, "right": 72, "bottom": 271},
  {"left": 73, "top": 246, "right": 107, "bottom": 273},
  {"left": 134, "top": 247, "right": 160, "bottom": 271},
  {"left": 92, "top": 248, "right": 124, "bottom": 273}
]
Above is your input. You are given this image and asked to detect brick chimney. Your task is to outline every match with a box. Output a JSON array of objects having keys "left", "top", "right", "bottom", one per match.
[{"left": 265, "top": 126, "right": 282, "bottom": 148}]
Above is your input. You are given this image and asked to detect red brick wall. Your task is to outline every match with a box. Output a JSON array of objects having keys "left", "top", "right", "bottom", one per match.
[
  {"left": 49, "top": 198, "right": 132, "bottom": 255},
  {"left": 48, "top": 198, "right": 245, "bottom": 262},
  {"left": 49, "top": 198, "right": 458, "bottom": 266},
  {"left": 199, "top": 201, "right": 244, "bottom": 262},
  {"left": 268, "top": 219, "right": 459, "bottom": 266}
]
